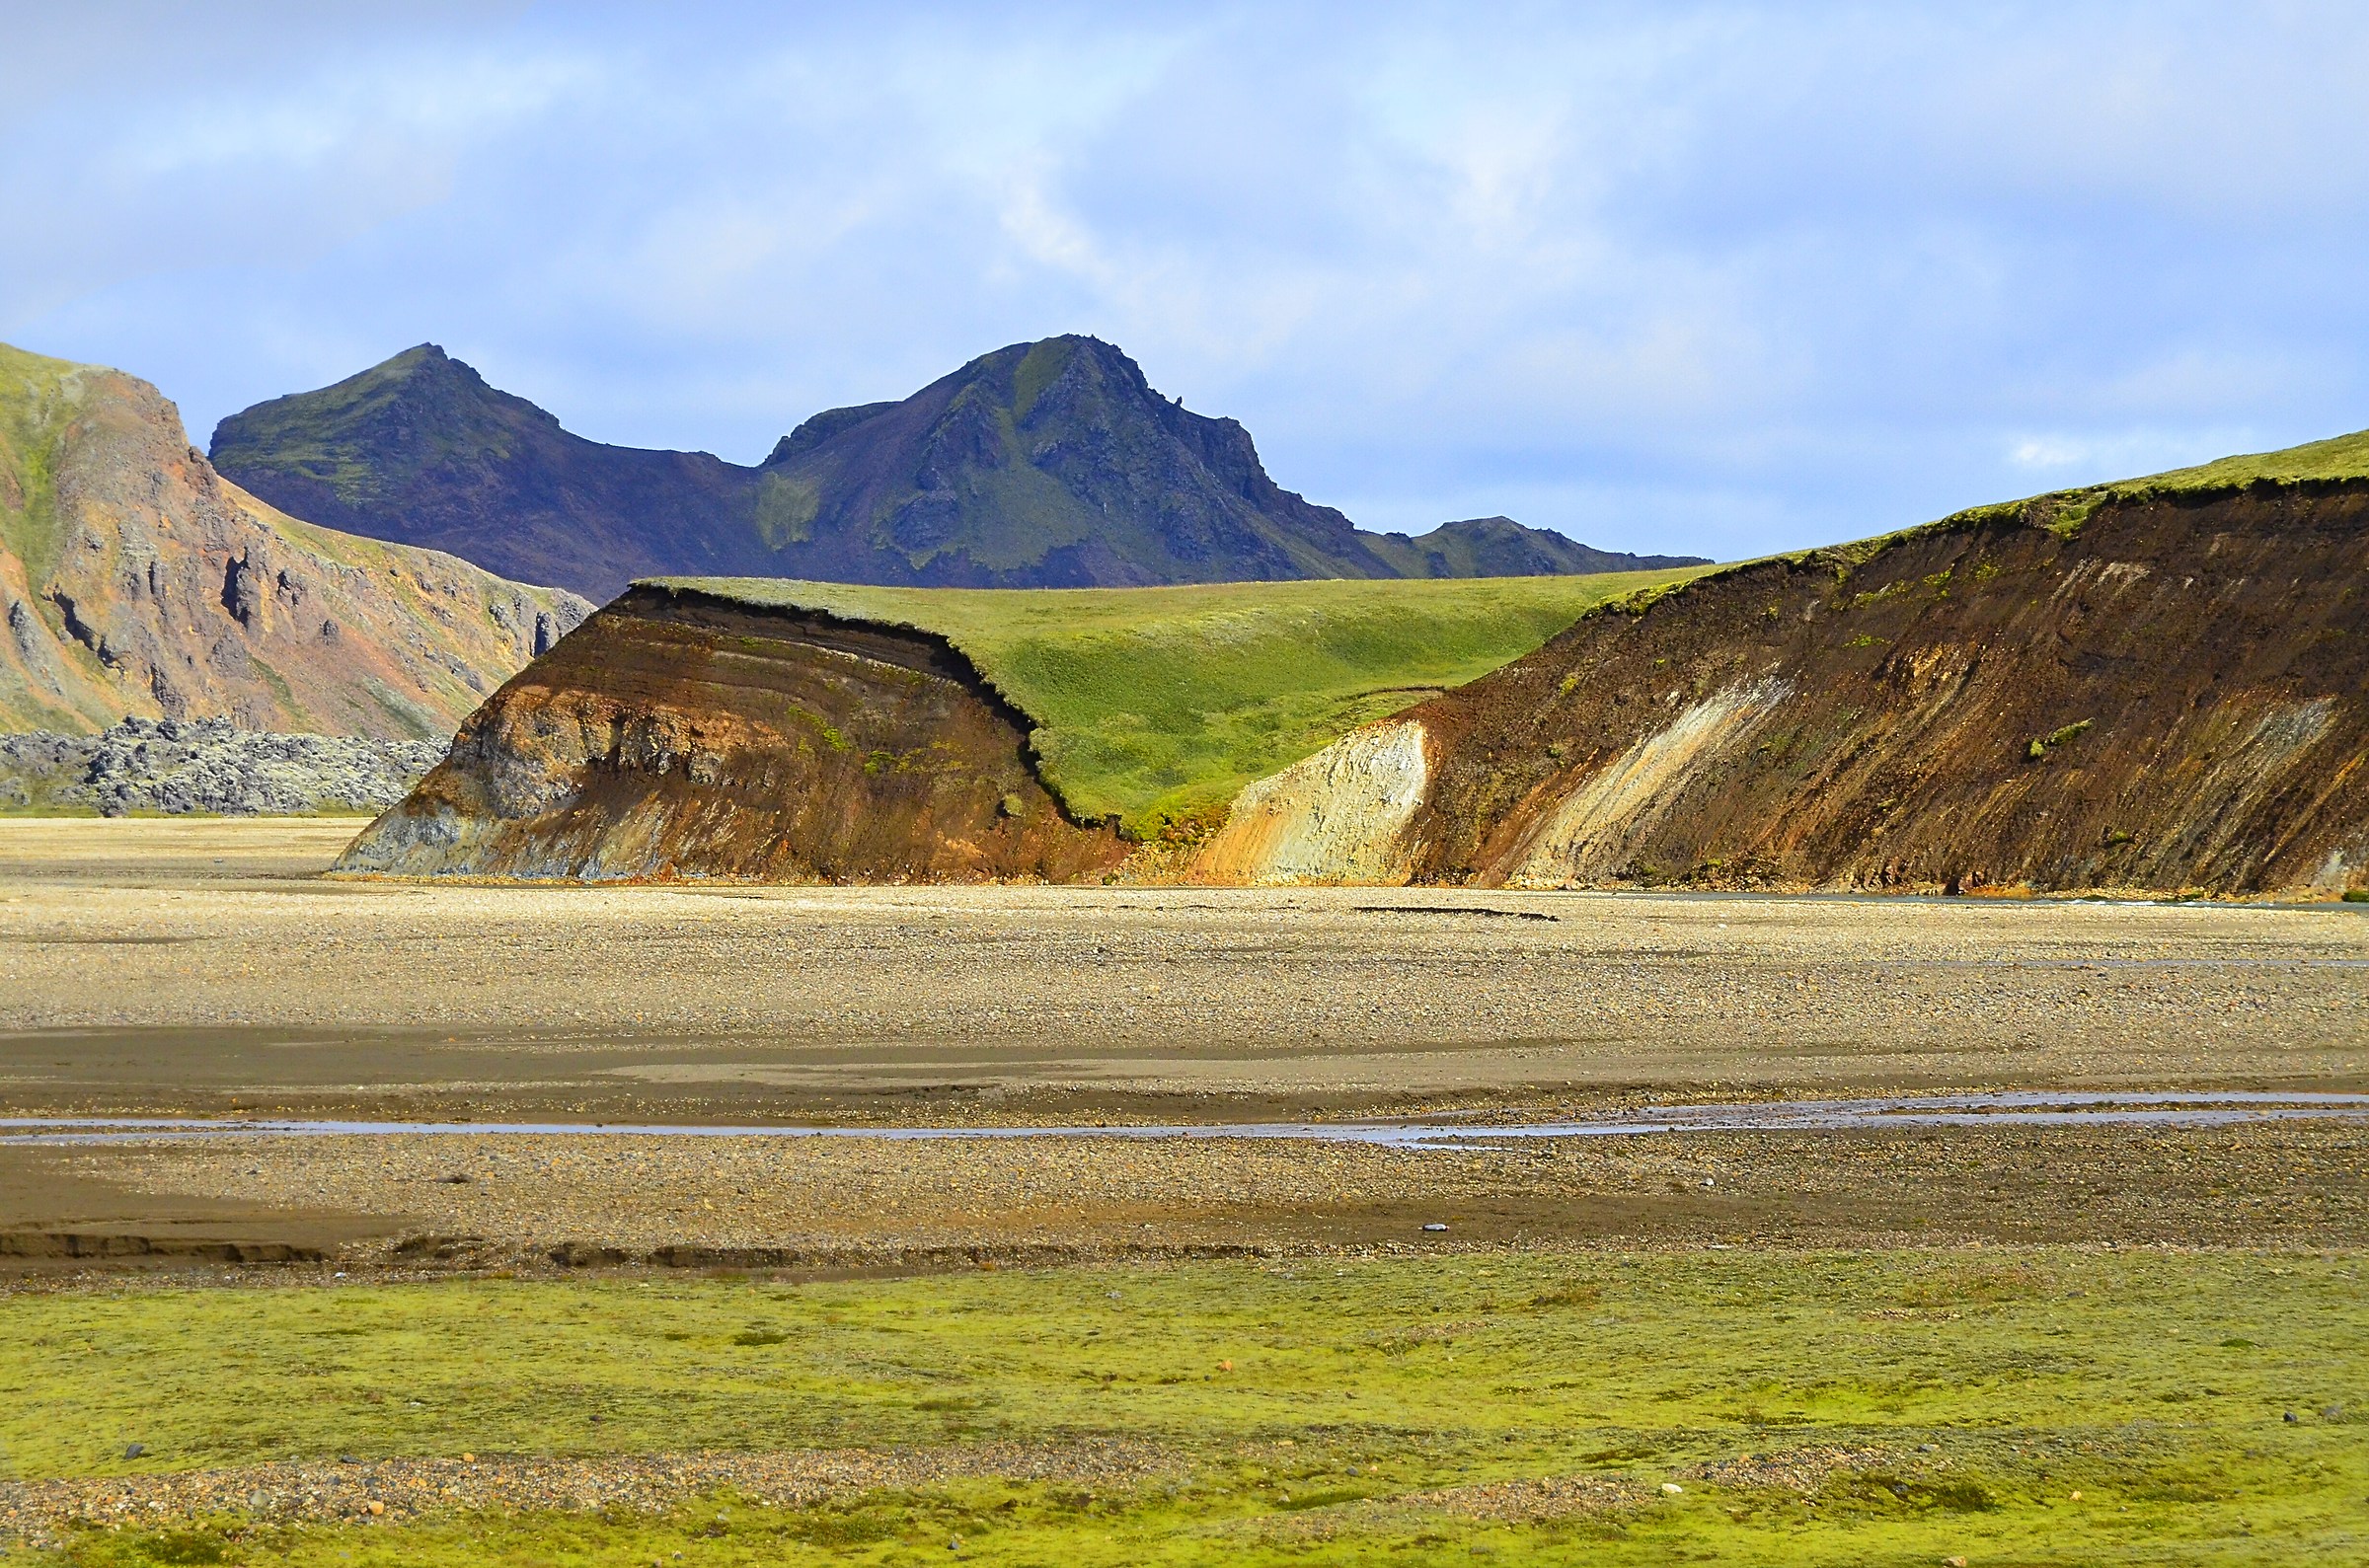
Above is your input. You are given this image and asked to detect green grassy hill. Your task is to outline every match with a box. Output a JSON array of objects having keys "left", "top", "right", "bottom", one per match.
[
  {"left": 652, "top": 569, "right": 1710, "bottom": 836},
  {"left": 0, "top": 341, "right": 87, "bottom": 600},
  {"left": 1603, "top": 421, "right": 2369, "bottom": 615},
  {"left": 1864, "top": 423, "right": 2369, "bottom": 555},
  {"left": 2111, "top": 425, "right": 2369, "bottom": 490}
]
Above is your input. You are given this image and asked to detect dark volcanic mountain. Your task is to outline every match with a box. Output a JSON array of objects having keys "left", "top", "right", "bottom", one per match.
[
  {"left": 206, "top": 346, "right": 758, "bottom": 602},
  {"left": 211, "top": 337, "right": 1705, "bottom": 600},
  {"left": 1368, "top": 516, "right": 1706, "bottom": 577}
]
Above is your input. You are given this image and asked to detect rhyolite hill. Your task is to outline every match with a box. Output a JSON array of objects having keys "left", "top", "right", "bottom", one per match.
[
  {"left": 330, "top": 567, "right": 1703, "bottom": 882},
  {"left": 0, "top": 341, "right": 589, "bottom": 739},
  {"left": 210, "top": 336, "right": 1707, "bottom": 601}
]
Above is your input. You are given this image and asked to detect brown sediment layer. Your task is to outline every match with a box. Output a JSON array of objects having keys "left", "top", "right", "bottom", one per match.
[
  {"left": 54, "top": 1119, "right": 2369, "bottom": 1281},
  {"left": 1202, "top": 483, "right": 2369, "bottom": 896},
  {"left": 0, "top": 1145, "right": 395, "bottom": 1276},
  {"left": 334, "top": 586, "right": 1127, "bottom": 883}
]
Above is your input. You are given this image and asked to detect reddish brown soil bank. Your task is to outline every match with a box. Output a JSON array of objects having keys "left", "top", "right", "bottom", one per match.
[
  {"left": 1391, "top": 483, "right": 2369, "bottom": 894},
  {"left": 335, "top": 586, "right": 1125, "bottom": 882}
]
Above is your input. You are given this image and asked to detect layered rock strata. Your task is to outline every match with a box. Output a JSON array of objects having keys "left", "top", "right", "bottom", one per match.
[
  {"left": 335, "top": 586, "right": 1127, "bottom": 882},
  {"left": 1190, "top": 483, "right": 2369, "bottom": 897}
]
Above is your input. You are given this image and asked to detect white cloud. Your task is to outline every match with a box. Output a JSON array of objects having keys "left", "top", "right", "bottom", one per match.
[
  {"left": 2007, "top": 427, "right": 2261, "bottom": 482},
  {"left": 6, "top": 1, "right": 2369, "bottom": 558}
]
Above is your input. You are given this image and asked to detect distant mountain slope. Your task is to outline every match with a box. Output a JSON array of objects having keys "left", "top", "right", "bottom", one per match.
[
  {"left": 0, "top": 341, "right": 591, "bottom": 738},
  {"left": 1366, "top": 516, "right": 1707, "bottom": 577},
  {"left": 211, "top": 336, "right": 1704, "bottom": 599},
  {"left": 204, "top": 344, "right": 754, "bottom": 603}
]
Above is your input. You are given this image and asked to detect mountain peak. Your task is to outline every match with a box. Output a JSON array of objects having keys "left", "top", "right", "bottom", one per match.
[
  {"left": 1368, "top": 516, "right": 1712, "bottom": 577},
  {"left": 213, "top": 336, "right": 1712, "bottom": 596},
  {"left": 745, "top": 332, "right": 1380, "bottom": 584}
]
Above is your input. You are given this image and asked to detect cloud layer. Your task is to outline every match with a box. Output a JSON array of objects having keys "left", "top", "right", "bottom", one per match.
[{"left": 8, "top": 1, "right": 2367, "bottom": 560}]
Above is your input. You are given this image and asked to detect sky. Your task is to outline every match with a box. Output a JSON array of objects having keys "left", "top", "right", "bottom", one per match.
[{"left": 6, "top": 1, "right": 2369, "bottom": 561}]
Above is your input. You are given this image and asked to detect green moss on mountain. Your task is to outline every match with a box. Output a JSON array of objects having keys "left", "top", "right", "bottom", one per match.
[
  {"left": 210, "top": 345, "right": 752, "bottom": 602},
  {"left": 1576, "top": 421, "right": 2369, "bottom": 634},
  {"left": 1366, "top": 515, "right": 1707, "bottom": 577},
  {"left": 0, "top": 341, "right": 87, "bottom": 591}
]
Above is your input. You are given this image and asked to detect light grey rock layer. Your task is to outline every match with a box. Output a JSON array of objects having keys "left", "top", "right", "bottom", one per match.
[{"left": 0, "top": 716, "right": 444, "bottom": 816}]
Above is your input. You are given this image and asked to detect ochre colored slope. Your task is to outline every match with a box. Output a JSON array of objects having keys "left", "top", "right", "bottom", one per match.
[
  {"left": 1, "top": 342, "right": 591, "bottom": 738},
  {"left": 1197, "top": 480, "right": 2369, "bottom": 897}
]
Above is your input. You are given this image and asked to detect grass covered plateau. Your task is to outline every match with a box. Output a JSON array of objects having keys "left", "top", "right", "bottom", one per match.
[
  {"left": 1851, "top": 423, "right": 2369, "bottom": 561},
  {"left": 5, "top": 1248, "right": 2362, "bottom": 1564},
  {"left": 651, "top": 571, "right": 1703, "bottom": 835}
]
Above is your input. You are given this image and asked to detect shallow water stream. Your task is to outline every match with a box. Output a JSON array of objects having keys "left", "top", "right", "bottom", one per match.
[{"left": 6, "top": 1090, "right": 2366, "bottom": 1149}]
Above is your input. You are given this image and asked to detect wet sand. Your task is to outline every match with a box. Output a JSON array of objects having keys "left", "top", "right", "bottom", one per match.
[{"left": 3, "top": 819, "right": 2365, "bottom": 1272}]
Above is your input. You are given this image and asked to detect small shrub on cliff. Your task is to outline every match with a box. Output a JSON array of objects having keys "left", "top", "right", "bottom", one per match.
[{"left": 2025, "top": 718, "right": 2094, "bottom": 761}]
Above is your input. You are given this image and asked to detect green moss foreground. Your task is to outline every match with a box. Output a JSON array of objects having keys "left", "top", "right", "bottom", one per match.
[{"left": 7, "top": 1248, "right": 2362, "bottom": 1564}]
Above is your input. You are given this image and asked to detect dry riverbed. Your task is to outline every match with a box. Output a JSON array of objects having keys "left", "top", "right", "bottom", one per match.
[{"left": 2, "top": 819, "right": 2365, "bottom": 1272}]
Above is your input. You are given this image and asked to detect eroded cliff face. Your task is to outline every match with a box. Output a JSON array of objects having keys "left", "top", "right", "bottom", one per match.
[
  {"left": 1, "top": 342, "right": 591, "bottom": 737},
  {"left": 336, "top": 587, "right": 1128, "bottom": 882},
  {"left": 1189, "top": 484, "right": 2369, "bottom": 897}
]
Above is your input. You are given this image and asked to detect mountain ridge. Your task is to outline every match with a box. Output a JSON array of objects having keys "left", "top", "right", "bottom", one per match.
[{"left": 211, "top": 336, "right": 1709, "bottom": 599}]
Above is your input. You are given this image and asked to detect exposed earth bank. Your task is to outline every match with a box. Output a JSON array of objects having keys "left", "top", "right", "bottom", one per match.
[
  {"left": 1199, "top": 480, "right": 2369, "bottom": 896},
  {"left": 335, "top": 586, "right": 1127, "bottom": 882},
  {"left": 340, "top": 467, "right": 2369, "bottom": 895}
]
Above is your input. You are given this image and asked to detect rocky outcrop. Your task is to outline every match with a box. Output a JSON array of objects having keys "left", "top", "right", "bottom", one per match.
[
  {"left": 1185, "top": 480, "right": 2369, "bottom": 897},
  {"left": 0, "top": 716, "right": 441, "bottom": 815},
  {"left": 335, "top": 586, "right": 1128, "bottom": 882},
  {"left": 0, "top": 341, "right": 592, "bottom": 738}
]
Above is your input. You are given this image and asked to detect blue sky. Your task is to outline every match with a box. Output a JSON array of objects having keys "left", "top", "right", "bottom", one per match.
[{"left": 6, "top": 2, "right": 2368, "bottom": 560}]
